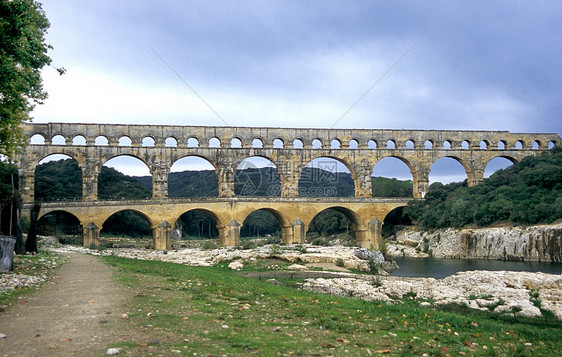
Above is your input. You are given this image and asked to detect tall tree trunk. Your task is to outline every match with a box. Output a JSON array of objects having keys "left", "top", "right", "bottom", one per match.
[
  {"left": 25, "top": 202, "right": 41, "bottom": 253},
  {"left": 13, "top": 191, "right": 25, "bottom": 255}
]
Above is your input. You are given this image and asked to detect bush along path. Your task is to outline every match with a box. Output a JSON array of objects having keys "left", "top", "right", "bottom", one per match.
[{"left": 0, "top": 252, "right": 132, "bottom": 356}]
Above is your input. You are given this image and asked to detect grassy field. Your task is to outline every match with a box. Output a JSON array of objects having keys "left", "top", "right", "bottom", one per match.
[{"left": 102, "top": 255, "right": 562, "bottom": 356}]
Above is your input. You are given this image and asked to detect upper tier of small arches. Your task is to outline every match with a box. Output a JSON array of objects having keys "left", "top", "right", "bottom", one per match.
[{"left": 25, "top": 123, "right": 559, "bottom": 151}]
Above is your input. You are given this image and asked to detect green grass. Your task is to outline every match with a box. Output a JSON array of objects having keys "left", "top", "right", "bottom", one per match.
[
  {"left": 0, "top": 250, "right": 65, "bottom": 306},
  {"left": 102, "top": 256, "right": 562, "bottom": 356}
]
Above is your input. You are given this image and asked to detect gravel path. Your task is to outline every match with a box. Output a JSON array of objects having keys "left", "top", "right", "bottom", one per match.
[{"left": 0, "top": 253, "right": 130, "bottom": 356}]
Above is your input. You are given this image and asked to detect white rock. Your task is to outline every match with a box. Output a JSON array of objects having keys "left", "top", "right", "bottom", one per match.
[
  {"left": 302, "top": 270, "right": 562, "bottom": 319},
  {"left": 106, "top": 348, "right": 120, "bottom": 355},
  {"left": 228, "top": 261, "right": 244, "bottom": 270},
  {"left": 0, "top": 333, "right": 6, "bottom": 339},
  {"left": 287, "top": 264, "right": 308, "bottom": 270}
]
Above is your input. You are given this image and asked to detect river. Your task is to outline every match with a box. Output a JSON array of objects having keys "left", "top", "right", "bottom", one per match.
[{"left": 391, "top": 257, "right": 562, "bottom": 279}]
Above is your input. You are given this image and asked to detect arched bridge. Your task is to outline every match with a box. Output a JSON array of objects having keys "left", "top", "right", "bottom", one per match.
[{"left": 16, "top": 122, "right": 560, "bottom": 250}]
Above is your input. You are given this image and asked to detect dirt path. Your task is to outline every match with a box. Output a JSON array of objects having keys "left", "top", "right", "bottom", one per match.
[{"left": 0, "top": 253, "right": 130, "bottom": 356}]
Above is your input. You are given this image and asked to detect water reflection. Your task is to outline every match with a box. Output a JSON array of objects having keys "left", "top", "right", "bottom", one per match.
[{"left": 391, "top": 257, "right": 562, "bottom": 279}]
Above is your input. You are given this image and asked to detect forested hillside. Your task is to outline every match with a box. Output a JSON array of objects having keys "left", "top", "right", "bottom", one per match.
[{"left": 404, "top": 148, "right": 562, "bottom": 229}]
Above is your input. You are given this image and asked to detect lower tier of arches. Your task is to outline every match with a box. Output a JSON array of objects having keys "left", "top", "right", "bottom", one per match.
[{"left": 24, "top": 197, "right": 409, "bottom": 250}]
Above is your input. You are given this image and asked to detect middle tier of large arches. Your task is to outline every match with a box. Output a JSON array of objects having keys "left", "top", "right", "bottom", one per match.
[{"left": 22, "top": 145, "right": 536, "bottom": 201}]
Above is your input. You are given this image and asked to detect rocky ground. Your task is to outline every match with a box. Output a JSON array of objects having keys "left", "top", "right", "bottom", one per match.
[
  {"left": 301, "top": 270, "right": 562, "bottom": 319},
  {"left": 2, "top": 243, "right": 560, "bottom": 333}
]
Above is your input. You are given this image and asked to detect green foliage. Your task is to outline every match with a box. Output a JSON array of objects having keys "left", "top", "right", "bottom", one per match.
[
  {"left": 240, "top": 210, "right": 280, "bottom": 237},
  {"left": 0, "top": 0, "right": 58, "bottom": 158},
  {"left": 404, "top": 149, "right": 562, "bottom": 229},
  {"left": 98, "top": 166, "right": 151, "bottom": 200},
  {"left": 308, "top": 208, "right": 352, "bottom": 236},
  {"left": 335, "top": 258, "right": 345, "bottom": 267},
  {"left": 0, "top": 161, "right": 18, "bottom": 200},
  {"left": 371, "top": 176, "right": 413, "bottom": 197},
  {"left": 101, "top": 211, "right": 151, "bottom": 238},
  {"left": 34, "top": 159, "right": 82, "bottom": 200},
  {"left": 168, "top": 170, "right": 218, "bottom": 197},
  {"left": 176, "top": 210, "right": 219, "bottom": 239}
]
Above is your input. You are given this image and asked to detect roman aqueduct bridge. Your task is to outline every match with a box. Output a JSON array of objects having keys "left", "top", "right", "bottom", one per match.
[{"left": 16, "top": 122, "right": 560, "bottom": 250}]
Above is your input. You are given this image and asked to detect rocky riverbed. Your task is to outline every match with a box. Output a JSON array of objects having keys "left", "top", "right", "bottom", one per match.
[
  {"left": 49, "top": 244, "right": 394, "bottom": 272},
  {"left": 44, "top": 244, "right": 562, "bottom": 320},
  {"left": 301, "top": 270, "right": 562, "bottom": 319}
]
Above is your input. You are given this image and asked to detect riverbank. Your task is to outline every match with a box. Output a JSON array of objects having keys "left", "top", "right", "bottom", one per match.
[
  {"left": 387, "top": 223, "right": 562, "bottom": 262},
  {"left": 44, "top": 244, "right": 562, "bottom": 320}
]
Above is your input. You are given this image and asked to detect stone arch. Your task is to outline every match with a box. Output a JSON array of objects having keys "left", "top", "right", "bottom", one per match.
[
  {"left": 30, "top": 134, "right": 46, "bottom": 145},
  {"left": 293, "top": 139, "right": 304, "bottom": 149},
  {"left": 548, "top": 140, "right": 556, "bottom": 149},
  {"left": 330, "top": 139, "right": 341, "bottom": 149},
  {"left": 386, "top": 139, "right": 396, "bottom": 149},
  {"left": 348, "top": 139, "right": 359, "bottom": 149},
  {"left": 95, "top": 136, "right": 109, "bottom": 146},
  {"left": 99, "top": 155, "right": 152, "bottom": 199},
  {"left": 252, "top": 138, "right": 264, "bottom": 148},
  {"left": 35, "top": 154, "right": 83, "bottom": 201},
  {"left": 173, "top": 208, "right": 221, "bottom": 240},
  {"left": 51, "top": 134, "right": 66, "bottom": 145},
  {"left": 101, "top": 209, "right": 153, "bottom": 238},
  {"left": 298, "top": 156, "right": 356, "bottom": 197},
  {"left": 371, "top": 155, "right": 415, "bottom": 198},
  {"left": 231, "top": 137, "right": 243, "bottom": 148},
  {"left": 533, "top": 140, "right": 541, "bottom": 150},
  {"left": 461, "top": 140, "right": 470, "bottom": 149},
  {"left": 368, "top": 139, "right": 377, "bottom": 149},
  {"left": 405, "top": 140, "right": 415, "bottom": 149},
  {"left": 429, "top": 155, "right": 470, "bottom": 184},
  {"left": 312, "top": 139, "right": 323, "bottom": 149},
  {"left": 209, "top": 137, "right": 221, "bottom": 148},
  {"left": 480, "top": 140, "right": 489, "bottom": 149},
  {"left": 142, "top": 136, "right": 155, "bottom": 147},
  {"left": 424, "top": 140, "right": 433, "bottom": 149},
  {"left": 169, "top": 156, "right": 219, "bottom": 197},
  {"left": 234, "top": 156, "right": 282, "bottom": 196},
  {"left": 381, "top": 206, "right": 411, "bottom": 240},
  {"left": 72, "top": 135, "right": 86, "bottom": 145},
  {"left": 497, "top": 140, "right": 506, "bottom": 150},
  {"left": 484, "top": 156, "right": 517, "bottom": 178},
  {"left": 515, "top": 140, "right": 524, "bottom": 149},
  {"left": 306, "top": 206, "right": 361, "bottom": 242},
  {"left": 102, "top": 153, "right": 151, "bottom": 171},
  {"left": 118, "top": 136, "right": 132, "bottom": 146},
  {"left": 273, "top": 138, "right": 284, "bottom": 148},
  {"left": 165, "top": 137, "right": 178, "bottom": 147},
  {"left": 240, "top": 208, "right": 284, "bottom": 239},
  {"left": 443, "top": 140, "right": 452, "bottom": 149},
  {"left": 187, "top": 137, "right": 200, "bottom": 147},
  {"left": 37, "top": 210, "right": 82, "bottom": 240}
]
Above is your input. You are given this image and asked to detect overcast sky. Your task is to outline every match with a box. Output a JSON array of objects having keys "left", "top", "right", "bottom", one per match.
[{"left": 33, "top": 0, "right": 561, "bottom": 181}]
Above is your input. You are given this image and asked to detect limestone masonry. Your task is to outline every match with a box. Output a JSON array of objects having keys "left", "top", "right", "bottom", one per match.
[{"left": 17, "top": 123, "right": 560, "bottom": 250}]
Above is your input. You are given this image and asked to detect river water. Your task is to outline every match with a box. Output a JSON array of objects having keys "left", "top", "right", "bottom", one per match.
[{"left": 391, "top": 257, "right": 562, "bottom": 279}]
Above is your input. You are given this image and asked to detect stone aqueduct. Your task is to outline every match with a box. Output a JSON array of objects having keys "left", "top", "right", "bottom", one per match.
[{"left": 16, "top": 122, "right": 560, "bottom": 250}]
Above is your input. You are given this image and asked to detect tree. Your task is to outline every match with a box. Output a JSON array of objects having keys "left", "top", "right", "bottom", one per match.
[{"left": 0, "top": 0, "right": 58, "bottom": 158}]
